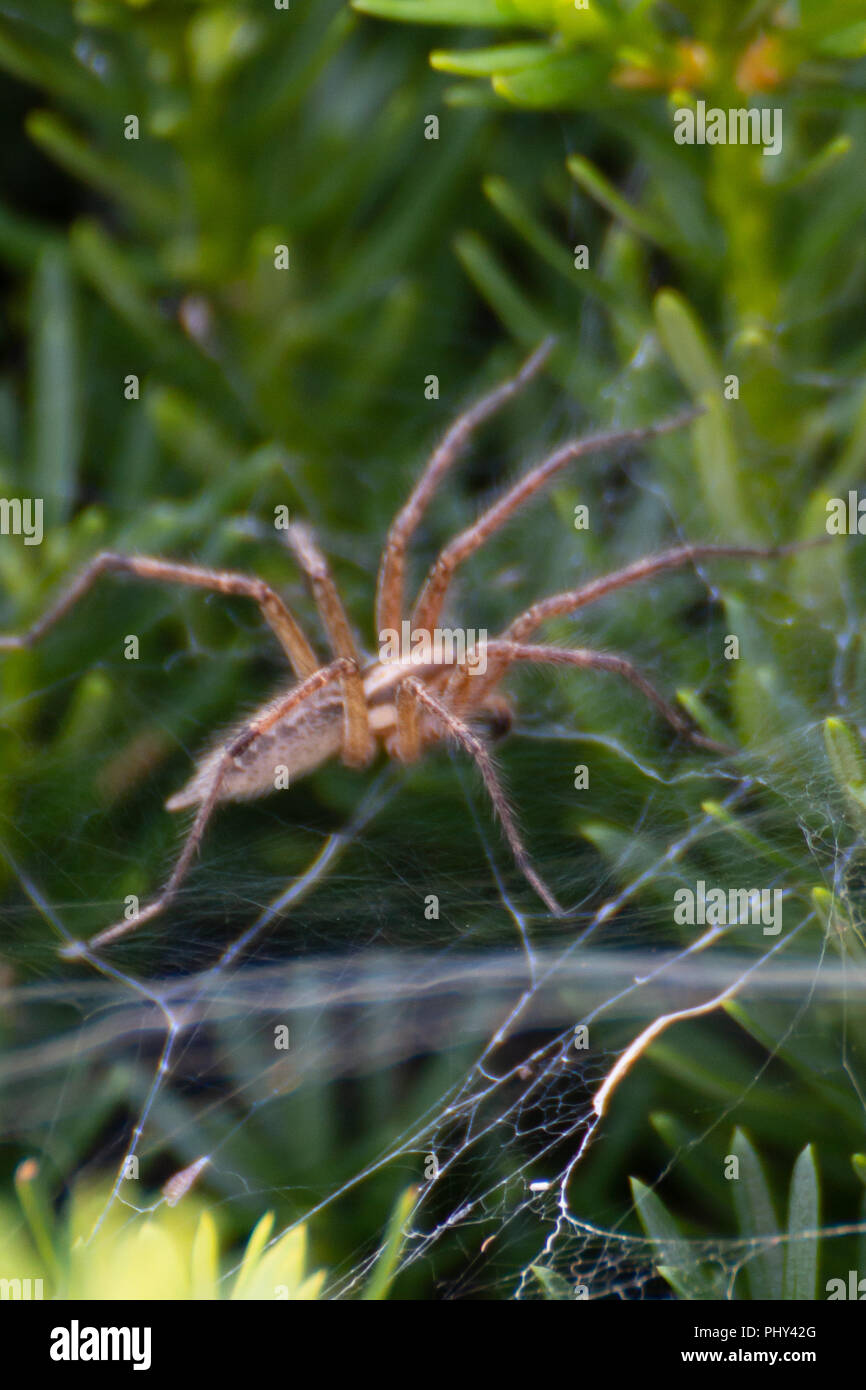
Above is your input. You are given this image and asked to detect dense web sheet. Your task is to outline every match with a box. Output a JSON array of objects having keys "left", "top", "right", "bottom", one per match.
[{"left": 4, "top": 633, "right": 866, "bottom": 1299}]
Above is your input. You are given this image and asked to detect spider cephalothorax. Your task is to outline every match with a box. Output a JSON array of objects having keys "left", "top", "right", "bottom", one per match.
[{"left": 1, "top": 339, "right": 795, "bottom": 953}]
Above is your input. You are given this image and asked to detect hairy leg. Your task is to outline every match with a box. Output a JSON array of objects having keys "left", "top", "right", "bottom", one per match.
[
  {"left": 375, "top": 336, "right": 554, "bottom": 638},
  {"left": 409, "top": 411, "right": 701, "bottom": 637},
  {"left": 503, "top": 542, "right": 797, "bottom": 644},
  {"left": 284, "top": 523, "right": 373, "bottom": 767},
  {"left": 0, "top": 551, "right": 320, "bottom": 678},
  {"left": 401, "top": 675, "right": 563, "bottom": 916},
  {"left": 462, "top": 641, "right": 729, "bottom": 753},
  {"left": 61, "top": 659, "right": 355, "bottom": 956},
  {"left": 402, "top": 412, "right": 699, "bottom": 761},
  {"left": 457, "top": 541, "right": 798, "bottom": 709}
]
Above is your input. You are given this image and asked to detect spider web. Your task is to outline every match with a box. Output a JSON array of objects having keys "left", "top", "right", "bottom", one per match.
[
  {"left": 1, "top": 391, "right": 865, "bottom": 1301},
  {"left": 3, "top": 561, "right": 866, "bottom": 1302}
]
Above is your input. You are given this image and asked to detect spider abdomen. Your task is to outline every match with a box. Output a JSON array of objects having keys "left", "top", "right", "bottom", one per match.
[{"left": 165, "top": 688, "right": 345, "bottom": 810}]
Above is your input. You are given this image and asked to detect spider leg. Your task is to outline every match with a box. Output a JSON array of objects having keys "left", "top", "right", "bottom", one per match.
[
  {"left": 394, "top": 409, "right": 699, "bottom": 760},
  {"left": 284, "top": 522, "right": 373, "bottom": 767},
  {"left": 395, "top": 680, "right": 422, "bottom": 763},
  {"left": 375, "top": 336, "right": 555, "bottom": 637},
  {"left": 0, "top": 551, "right": 320, "bottom": 679},
  {"left": 401, "top": 675, "right": 563, "bottom": 917},
  {"left": 452, "top": 541, "right": 799, "bottom": 713},
  {"left": 502, "top": 543, "right": 797, "bottom": 645},
  {"left": 60, "top": 658, "right": 355, "bottom": 956},
  {"left": 467, "top": 641, "right": 731, "bottom": 753},
  {"left": 409, "top": 410, "right": 700, "bottom": 637}
]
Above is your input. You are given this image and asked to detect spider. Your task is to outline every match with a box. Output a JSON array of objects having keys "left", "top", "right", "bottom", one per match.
[{"left": 1, "top": 338, "right": 793, "bottom": 954}]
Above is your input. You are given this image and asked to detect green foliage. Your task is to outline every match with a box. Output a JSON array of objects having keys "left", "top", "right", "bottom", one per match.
[
  {"left": 355, "top": 0, "right": 866, "bottom": 557},
  {"left": 353, "top": 0, "right": 866, "bottom": 114},
  {"left": 629, "top": 1136, "right": 822, "bottom": 1301},
  {"left": 0, "top": 0, "right": 865, "bottom": 1301}
]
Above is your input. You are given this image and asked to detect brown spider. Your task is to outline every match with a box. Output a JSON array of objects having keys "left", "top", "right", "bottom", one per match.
[{"left": 0, "top": 339, "right": 793, "bottom": 954}]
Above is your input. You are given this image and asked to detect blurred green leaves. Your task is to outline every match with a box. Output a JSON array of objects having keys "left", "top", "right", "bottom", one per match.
[
  {"left": 631, "top": 1135, "right": 822, "bottom": 1301},
  {"left": 1, "top": 0, "right": 866, "bottom": 1303},
  {"left": 356, "top": 0, "right": 866, "bottom": 561},
  {"left": 354, "top": 0, "right": 866, "bottom": 113}
]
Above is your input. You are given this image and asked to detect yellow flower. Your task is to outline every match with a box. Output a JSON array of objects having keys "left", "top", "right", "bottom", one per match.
[{"left": 4, "top": 1162, "right": 326, "bottom": 1301}]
